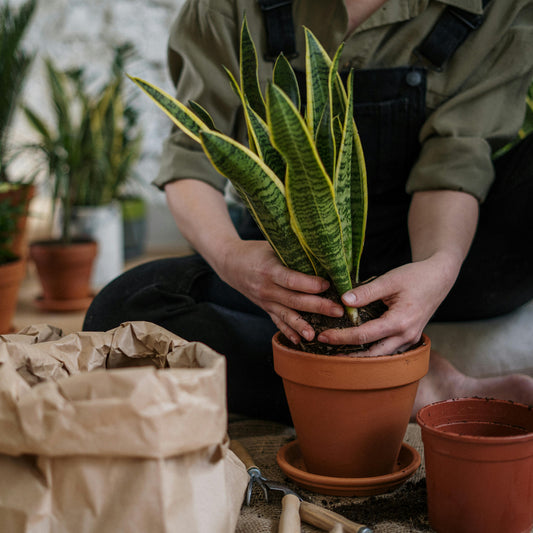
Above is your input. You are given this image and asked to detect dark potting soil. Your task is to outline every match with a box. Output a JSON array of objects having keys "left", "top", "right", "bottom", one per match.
[
  {"left": 330, "top": 479, "right": 431, "bottom": 531},
  {"left": 279, "top": 276, "right": 389, "bottom": 355}
]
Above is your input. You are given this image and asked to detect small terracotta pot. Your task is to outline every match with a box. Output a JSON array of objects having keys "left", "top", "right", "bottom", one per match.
[
  {"left": 29, "top": 240, "right": 97, "bottom": 308},
  {"left": 273, "top": 332, "right": 431, "bottom": 478},
  {"left": 0, "top": 258, "right": 26, "bottom": 334},
  {"left": 417, "top": 398, "right": 533, "bottom": 533}
]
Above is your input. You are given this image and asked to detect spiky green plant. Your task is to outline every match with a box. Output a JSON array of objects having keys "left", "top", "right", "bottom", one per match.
[
  {"left": 130, "top": 19, "right": 368, "bottom": 324},
  {"left": 0, "top": 0, "right": 36, "bottom": 182},
  {"left": 23, "top": 44, "right": 142, "bottom": 244}
]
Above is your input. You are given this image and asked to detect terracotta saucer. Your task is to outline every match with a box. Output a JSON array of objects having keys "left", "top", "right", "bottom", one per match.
[
  {"left": 34, "top": 294, "right": 94, "bottom": 312},
  {"left": 276, "top": 440, "right": 420, "bottom": 497}
]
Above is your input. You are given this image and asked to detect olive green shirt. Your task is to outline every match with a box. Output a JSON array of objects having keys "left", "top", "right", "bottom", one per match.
[{"left": 155, "top": 0, "right": 533, "bottom": 203}]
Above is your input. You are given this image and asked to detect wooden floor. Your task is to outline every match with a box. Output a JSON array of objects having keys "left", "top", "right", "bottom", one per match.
[{"left": 12, "top": 246, "right": 192, "bottom": 335}]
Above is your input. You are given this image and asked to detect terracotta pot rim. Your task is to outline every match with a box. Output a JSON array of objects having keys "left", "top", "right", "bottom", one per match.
[
  {"left": 273, "top": 331, "right": 430, "bottom": 363},
  {"left": 30, "top": 238, "right": 97, "bottom": 249},
  {"left": 417, "top": 397, "right": 533, "bottom": 445},
  {"left": 273, "top": 331, "right": 431, "bottom": 390}
]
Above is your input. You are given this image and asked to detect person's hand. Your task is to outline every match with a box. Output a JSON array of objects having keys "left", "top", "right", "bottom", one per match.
[
  {"left": 317, "top": 252, "right": 459, "bottom": 355},
  {"left": 217, "top": 239, "right": 345, "bottom": 344}
]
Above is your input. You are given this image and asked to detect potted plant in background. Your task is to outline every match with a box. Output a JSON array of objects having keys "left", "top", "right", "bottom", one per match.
[
  {"left": 0, "top": 197, "right": 26, "bottom": 333},
  {"left": 0, "top": 0, "right": 37, "bottom": 260},
  {"left": 24, "top": 44, "right": 142, "bottom": 306},
  {"left": 130, "top": 19, "right": 430, "bottom": 494}
]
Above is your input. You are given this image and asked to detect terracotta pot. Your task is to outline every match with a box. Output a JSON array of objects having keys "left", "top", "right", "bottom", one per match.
[
  {"left": 417, "top": 398, "right": 533, "bottom": 533},
  {"left": 0, "top": 258, "right": 26, "bottom": 334},
  {"left": 273, "top": 332, "right": 431, "bottom": 478},
  {"left": 29, "top": 240, "right": 97, "bottom": 311}
]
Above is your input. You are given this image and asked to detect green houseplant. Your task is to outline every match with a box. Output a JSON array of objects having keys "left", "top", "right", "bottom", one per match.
[
  {"left": 0, "top": 197, "right": 26, "bottom": 333},
  {"left": 131, "top": 19, "right": 430, "bottom": 485},
  {"left": 25, "top": 45, "right": 142, "bottom": 302},
  {"left": 0, "top": 0, "right": 37, "bottom": 259}
]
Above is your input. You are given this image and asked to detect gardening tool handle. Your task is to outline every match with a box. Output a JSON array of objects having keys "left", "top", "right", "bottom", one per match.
[
  {"left": 229, "top": 439, "right": 258, "bottom": 471},
  {"left": 278, "top": 494, "right": 301, "bottom": 533},
  {"left": 299, "top": 501, "right": 373, "bottom": 533}
]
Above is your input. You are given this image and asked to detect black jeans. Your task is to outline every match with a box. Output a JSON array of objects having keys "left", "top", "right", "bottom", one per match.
[{"left": 84, "top": 67, "right": 533, "bottom": 423}]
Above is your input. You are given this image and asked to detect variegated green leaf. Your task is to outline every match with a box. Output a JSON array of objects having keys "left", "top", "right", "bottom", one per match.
[
  {"left": 199, "top": 130, "right": 316, "bottom": 275},
  {"left": 240, "top": 17, "right": 266, "bottom": 120},
  {"left": 245, "top": 101, "right": 286, "bottom": 178},
  {"left": 273, "top": 53, "right": 301, "bottom": 111},
  {"left": 267, "top": 83, "right": 352, "bottom": 295},
  {"left": 304, "top": 27, "right": 331, "bottom": 135},
  {"left": 328, "top": 43, "right": 346, "bottom": 135},
  {"left": 333, "top": 115, "right": 343, "bottom": 157},
  {"left": 314, "top": 103, "right": 335, "bottom": 179},
  {"left": 223, "top": 65, "right": 258, "bottom": 154},
  {"left": 188, "top": 100, "right": 218, "bottom": 131},
  {"left": 128, "top": 75, "right": 208, "bottom": 142},
  {"left": 313, "top": 43, "right": 344, "bottom": 181},
  {"left": 334, "top": 70, "right": 355, "bottom": 272},
  {"left": 351, "top": 117, "right": 368, "bottom": 283},
  {"left": 224, "top": 65, "right": 285, "bottom": 177}
]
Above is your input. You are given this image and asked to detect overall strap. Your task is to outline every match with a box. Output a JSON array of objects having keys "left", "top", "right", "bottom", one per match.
[
  {"left": 257, "top": 0, "right": 298, "bottom": 61},
  {"left": 416, "top": 0, "right": 492, "bottom": 70}
]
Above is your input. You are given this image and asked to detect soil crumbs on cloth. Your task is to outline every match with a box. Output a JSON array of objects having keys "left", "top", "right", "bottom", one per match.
[{"left": 329, "top": 479, "right": 431, "bottom": 531}]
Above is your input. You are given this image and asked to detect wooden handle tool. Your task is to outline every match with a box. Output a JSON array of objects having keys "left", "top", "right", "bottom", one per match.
[
  {"left": 300, "top": 501, "right": 373, "bottom": 533},
  {"left": 229, "top": 439, "right": 258, "bottom": 471},
  {"left": 278, "top": 494, "right": 301, "bottom": 533}
]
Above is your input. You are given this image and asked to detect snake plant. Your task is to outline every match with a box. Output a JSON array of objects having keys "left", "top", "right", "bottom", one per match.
[{"left": 130, "top": 19, "right": 368, "bottom": 325}]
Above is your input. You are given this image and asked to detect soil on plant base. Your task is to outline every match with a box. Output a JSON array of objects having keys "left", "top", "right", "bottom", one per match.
[{"left": 279, "top": 277, "right": 389, "bottom": 356}]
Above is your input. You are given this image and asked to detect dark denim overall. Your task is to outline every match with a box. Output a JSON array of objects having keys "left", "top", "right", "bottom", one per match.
[{"left": 84, "top": 2, "right": 533, "bottom": 423}]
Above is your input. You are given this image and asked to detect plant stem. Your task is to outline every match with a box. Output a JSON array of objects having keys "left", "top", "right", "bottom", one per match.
[{"left": 345, "top": 305, "right": 361, "bottom": 326}]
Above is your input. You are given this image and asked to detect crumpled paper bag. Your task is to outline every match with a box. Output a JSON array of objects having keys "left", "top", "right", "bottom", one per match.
[{"left": 0, "top": 322, "right": 248, "bottom": 533}]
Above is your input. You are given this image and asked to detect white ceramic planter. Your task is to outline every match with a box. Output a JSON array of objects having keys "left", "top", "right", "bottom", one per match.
[{"left": 69, "top": 202, "right": 125, "bottom": 289}]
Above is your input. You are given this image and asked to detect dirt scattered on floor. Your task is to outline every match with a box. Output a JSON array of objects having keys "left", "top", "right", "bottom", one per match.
[{"left": 330, "top": 479, "right": 431, "bottom": 531}]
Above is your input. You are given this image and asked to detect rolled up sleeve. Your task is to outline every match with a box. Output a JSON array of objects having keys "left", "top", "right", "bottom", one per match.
[{"left": 153, "top": 0, "right": 240, "bottom": 191}]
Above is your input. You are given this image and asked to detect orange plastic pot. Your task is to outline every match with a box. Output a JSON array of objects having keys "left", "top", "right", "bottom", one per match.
[
  {"left": 417, "top": 398, "right": 533, "bottom": 533},
  {"left": 30, "top": 240, "right": 97, "bottom": 310},
  {"left": 0, "top": 258, "right": 26, "bottom": 334},
  {"left": 273, "top": 332, "right": 431, "bottom": 478}
]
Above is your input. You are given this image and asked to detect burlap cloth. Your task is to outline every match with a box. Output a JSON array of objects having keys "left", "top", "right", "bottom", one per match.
[{"left": 229, "top": 419, "right": 430, "bottom": 532}]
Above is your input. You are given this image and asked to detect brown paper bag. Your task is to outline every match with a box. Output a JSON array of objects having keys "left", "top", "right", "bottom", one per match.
[{"left": 0, "top": 322, "right": 248, "bottom": 533}]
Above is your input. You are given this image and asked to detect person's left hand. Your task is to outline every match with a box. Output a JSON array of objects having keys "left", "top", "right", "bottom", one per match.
[{"left": 316, "top": 253, "right": 458, "bottom": 355}]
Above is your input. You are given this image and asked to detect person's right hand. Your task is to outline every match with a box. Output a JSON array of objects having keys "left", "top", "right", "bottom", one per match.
[{"left": 215, "top": 239, "right": 345, "bottom": 345}]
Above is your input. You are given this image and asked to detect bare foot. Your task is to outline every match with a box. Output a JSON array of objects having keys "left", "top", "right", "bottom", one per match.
[{"left": 411, "top": 350, "right": 533, "bottom": 420}]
